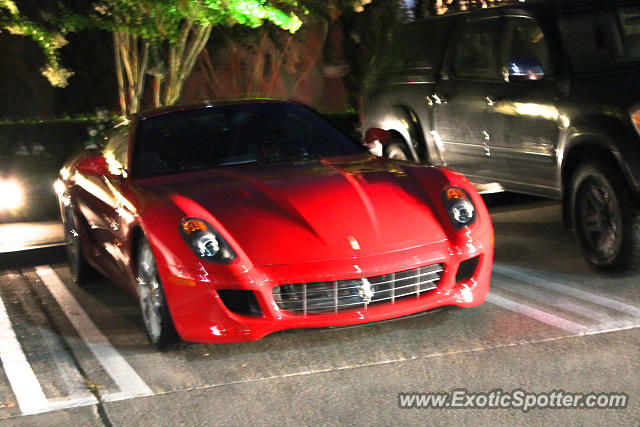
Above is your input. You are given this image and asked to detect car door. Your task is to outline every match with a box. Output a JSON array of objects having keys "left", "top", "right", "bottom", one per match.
[
  {"left": 99, "top": 126, "right": 132, "bottom": 272},
  {"left": 432, "top": 16, "right": 501, "bottom": 180},
  {"left": 75, "top": 125, "right": 130, "bottom": 275},
  {"left": 484, "top": 15, "right": 561, "bottom": 196}
]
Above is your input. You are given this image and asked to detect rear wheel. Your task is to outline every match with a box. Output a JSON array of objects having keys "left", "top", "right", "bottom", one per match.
[
  {"left": 385, "top": 138, "right": 412, "bottom": 161},
  {"left": 571, "top": 162, "right": 640, "bottom": 271},
  {"left": 63, "top": 204, "right": 98, "bottom": 286},
  {"left": 136, "top": 237, "right": 179, "bottom": 349}
]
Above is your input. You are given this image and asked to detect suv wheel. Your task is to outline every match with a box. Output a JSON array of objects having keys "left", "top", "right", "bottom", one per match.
[
  {"left": 385, "top": 138, "right": 412, "bottom": 161},
  {"left": 571, "top": 162, "right": 640, "bottom": 271}
]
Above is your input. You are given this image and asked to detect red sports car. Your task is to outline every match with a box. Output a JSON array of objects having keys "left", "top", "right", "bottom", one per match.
[{"left": 56, "top": 100, "right": 493, "bottom": 349}]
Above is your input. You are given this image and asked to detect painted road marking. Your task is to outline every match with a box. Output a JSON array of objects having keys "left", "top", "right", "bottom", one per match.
[
  {"left": 485, "top": 292, "right": 588, "bottom": 334},
  {"left": 492, "top": 281, "right": 615, "bottom": 324},
  {"left": 35, "top": 265, "right": 152, "bottom": 401},
  {"left": 489, "top": 264, "right": 640, "bottom": 334},
  {"left": 0, "top": 292, "right": 49, "bottom": 415},
  {"left": 493, "top": 263, "right": 640, "bottom": 318},
  {"left": 18, "top": 269, "right": 98, "bottom": 402}
]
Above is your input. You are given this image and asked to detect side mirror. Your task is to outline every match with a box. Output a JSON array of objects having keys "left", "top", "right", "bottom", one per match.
[
  {"left": 75, "top": 155, "right": 123, "bottom": 179},
  {"left": 364, "top": 128, "right": 392, "bottom": 157},
  {"left": 505, "top": 58, "right": 545, "bottom": 82}
]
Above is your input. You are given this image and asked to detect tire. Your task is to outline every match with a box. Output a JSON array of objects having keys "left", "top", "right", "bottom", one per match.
[
  {"left": 571, "top": 162, "right": 640, "bottom": 272},
  {"left": 136, "top": 237, "right": 179, "bottom": 349},
  {"left": 63, "top": 204, "right": 99, "bottom": 286},
  {"left": 384, "top": 138, "right": 412, "bottom": 161}
]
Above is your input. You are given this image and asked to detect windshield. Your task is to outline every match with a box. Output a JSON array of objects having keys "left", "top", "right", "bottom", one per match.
[
  {"left": 133, "top": 103, "right": 362, "bottom": 178},
  {"left": 559, "top": 6, "right": 640, "bottom": 73}
]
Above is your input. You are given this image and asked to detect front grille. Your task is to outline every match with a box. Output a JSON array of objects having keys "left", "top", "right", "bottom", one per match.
[{"left": 272, "top": 264, "right": 443, "bottom": 315}]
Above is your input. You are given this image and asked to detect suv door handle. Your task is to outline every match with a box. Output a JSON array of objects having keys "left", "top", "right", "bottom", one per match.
[{"left": 432, "top": 94, "right": 448, "bottom": 104}]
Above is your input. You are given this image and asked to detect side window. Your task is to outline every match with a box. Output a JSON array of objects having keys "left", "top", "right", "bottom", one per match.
[
  {"left": 504, "top": 17, "right": 552, "bottom": 76},
  {"left": 451, "top": 17, "right": 501, "bottom": 80},
  {"left": 103, "top": 126, "right": 130, "bottom": 172}
]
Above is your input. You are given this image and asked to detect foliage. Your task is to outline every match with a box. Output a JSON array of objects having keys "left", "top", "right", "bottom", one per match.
[
  {"left": 412, "top": 0, "right": 517, "bottom": 17},
  {"left": 54, "top": 0, "right": 311, "bottom": 115},
  {"left": 0, "top": 0, "right": 73, "bottom": 87}
]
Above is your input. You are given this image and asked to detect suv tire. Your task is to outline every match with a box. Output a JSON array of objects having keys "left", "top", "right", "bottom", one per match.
[
  {"left": 571, "top": 162, "right": 640, "bottom": 271},
  {"left": 385, "top": 138, "right": 412, "bottom": 161}
]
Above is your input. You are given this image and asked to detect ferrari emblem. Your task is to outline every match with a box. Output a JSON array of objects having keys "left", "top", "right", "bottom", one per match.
[
  {"left": 357, "top": 278, "right": 374, "bottom": 303},
  {"left": 349, "top": 236, "right": 361, "bottom": 250}
]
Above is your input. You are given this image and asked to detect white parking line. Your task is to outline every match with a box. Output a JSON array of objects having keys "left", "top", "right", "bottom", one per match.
[
  {"left": 0, "top": 292, "right": 49, "bottom": 415},
  {"left": 485, "top": 292, "right": 588, "bottom": 334},
  {"left": 493, "top": 263, "right": 640, "bottom": 318},
  {"left": 35, "top": 266, "right": 152, "bottom": 401},
  {"left": 492, "top": 281, "right": 615, "bottom": 324}
]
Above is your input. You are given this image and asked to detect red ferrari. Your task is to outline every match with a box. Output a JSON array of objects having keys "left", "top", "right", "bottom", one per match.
[{"left": 56, "top": 100, "right": 493, "bottom": 349}]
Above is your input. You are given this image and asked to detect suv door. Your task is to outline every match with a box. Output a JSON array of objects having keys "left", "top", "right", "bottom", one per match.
[
  {"left": 484, "top": 15, "right": 561, "bottom": 197},
  {"left": 433, "top": 16, "right": 501, "bottom": 180}
]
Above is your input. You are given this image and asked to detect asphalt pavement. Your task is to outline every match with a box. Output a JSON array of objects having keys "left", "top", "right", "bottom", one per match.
[{"left": 0, "top": 194, "right": 638, "bottom": 425}]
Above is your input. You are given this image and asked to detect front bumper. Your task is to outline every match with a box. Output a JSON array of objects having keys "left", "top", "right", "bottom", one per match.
[{"left": 157, "top": 228, "right": 493, "bottom": 343}]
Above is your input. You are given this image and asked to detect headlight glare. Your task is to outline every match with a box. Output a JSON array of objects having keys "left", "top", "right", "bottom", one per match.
[
  {"left": 442, "top": 186, "right": 476, "bottom": 229},
  {"left": 631, "top": 108, "right": 640, "bottom": 137},
  {"left": 0, "top": 178, "right": 24, "bottom": 211},
  {"left": 180, "top": 218, "right": 236, "bottom": 263}
]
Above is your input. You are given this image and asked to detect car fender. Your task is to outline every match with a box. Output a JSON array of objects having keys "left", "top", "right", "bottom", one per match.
[
  {"left": 559, "top": 117, "right": 640, "bottom": 226},
  {"left": 560, "top": 116, "right": 640, "bottom": 189}
]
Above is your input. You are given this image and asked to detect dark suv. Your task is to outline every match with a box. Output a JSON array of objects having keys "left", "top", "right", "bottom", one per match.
[{"left": 361, "top": 0, "right": 640, "bottom": 271}]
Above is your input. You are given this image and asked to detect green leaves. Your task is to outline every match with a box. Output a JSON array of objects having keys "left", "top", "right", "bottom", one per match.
[{"left": 0, "top": 0, "right": 74, "bottom": 87}]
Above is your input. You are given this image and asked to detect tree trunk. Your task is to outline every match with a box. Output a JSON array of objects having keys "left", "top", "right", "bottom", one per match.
[{"left": 113, "top": 32, "right": 149, "bottom": 115}]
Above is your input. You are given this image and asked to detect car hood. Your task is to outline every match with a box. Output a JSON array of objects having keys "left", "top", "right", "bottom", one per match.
[{"left": 135, "top": 155, "right": 450, "bottom": 266}]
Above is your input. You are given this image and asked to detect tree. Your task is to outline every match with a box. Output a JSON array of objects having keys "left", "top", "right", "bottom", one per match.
[
  {"left": 0, "top": 0, "right": 73, "bottom": 87},
  {"left": 61, "top": 0, "right": 305, "bottom": 115}
]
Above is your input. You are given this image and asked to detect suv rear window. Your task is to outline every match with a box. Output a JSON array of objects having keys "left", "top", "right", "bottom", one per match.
[{"left": 559, "top": 6, "right": 640, "bottom": 73}]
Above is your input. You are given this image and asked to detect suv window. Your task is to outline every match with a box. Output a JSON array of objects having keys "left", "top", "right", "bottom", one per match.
[
  {"left": 559, "top": 6, "right": 640, "bottom": 73},
  {"left": 504, "top": 16, "right": 553, "bottom": 76},
  {"left": 451, "top": 17, "right": 501, "bottom": 80}
]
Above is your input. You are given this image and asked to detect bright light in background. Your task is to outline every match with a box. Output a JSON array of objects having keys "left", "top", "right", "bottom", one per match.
[
  {"left": 53, "top": 179, "right": 66, "bottom": 197},
  {"left": 0, "top": 179, "right": 24, "bottom": 211}
]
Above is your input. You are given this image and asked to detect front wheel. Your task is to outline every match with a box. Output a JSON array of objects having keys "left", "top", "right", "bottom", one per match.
[
  {"left": 571, "top": 162, "right": 640, "bottom": 271},
  {"left": 136, "top": 237, "right": 179, "bottom": 349}
]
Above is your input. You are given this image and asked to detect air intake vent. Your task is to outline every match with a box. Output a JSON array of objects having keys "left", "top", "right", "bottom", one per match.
[
  {"left": 456, "top": 256, "right": 480, "bottom": 283},
  {"left": 218, "top": 290, "right": 262, "bottom": 316}
]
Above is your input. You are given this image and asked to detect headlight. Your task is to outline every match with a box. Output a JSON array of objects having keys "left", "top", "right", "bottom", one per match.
[
  {"left": 179, "top": 217, "right": 236, "bottom": 263},
  {"left": 631, "top": 107, "right": 640, "bottom": 137},
  {"left": 0, "top": 178, "right": 24, "bottom": 211},
  {"left": 442, "top": 186, "right": 476, "bottom": 229}
]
